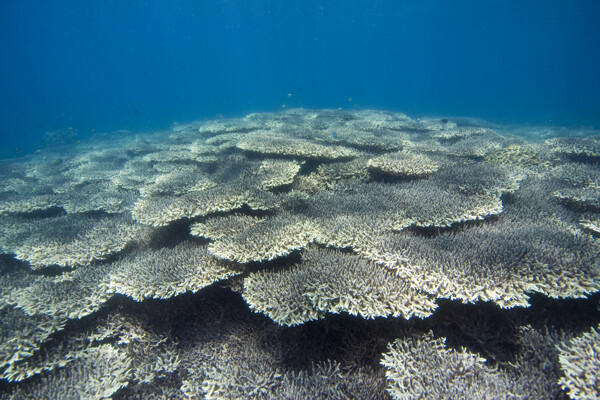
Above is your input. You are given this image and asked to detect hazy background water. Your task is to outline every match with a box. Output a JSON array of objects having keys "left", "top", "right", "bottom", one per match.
[{"left": 1, "top": 0, "right": 599, "bottom": 158}]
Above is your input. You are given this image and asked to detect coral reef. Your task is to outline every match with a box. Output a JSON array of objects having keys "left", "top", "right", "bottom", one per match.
[
  {"left": 0, "top": 109, "right": 598, "bottom": 399},
  {"left": 558, "top": 323, "right": 600, "bottom": 400},
  {"left": 367, "top": 151, "right": 439, "bottom": 177},
  {"left": 104, "top": 241, "right": 243, "bottom": 301},
  {"left": 381, "top": 325, "right": 570, "bottom": 399}
]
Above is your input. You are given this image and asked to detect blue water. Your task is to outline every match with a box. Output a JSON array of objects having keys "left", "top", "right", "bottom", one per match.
[{"left": 1, "top": 0, "right": 599, "bottom": 158}]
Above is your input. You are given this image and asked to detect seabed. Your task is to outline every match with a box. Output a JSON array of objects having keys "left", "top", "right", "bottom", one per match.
[{"left": 0, "top": 109, "right": 599, "bottom": 399}]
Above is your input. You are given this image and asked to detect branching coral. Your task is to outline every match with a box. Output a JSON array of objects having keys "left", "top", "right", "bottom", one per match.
[
  {"left": 11, "top": 215, "right": 150, "bottom": 268},
  {"left": 547, "top": 136, "right": 600, "bottom": 160},
  {"left": 243, "top": 247, "right": 436, "bottom": 326},
  {"left": 0, "top": 108, "right": 599, "bottom": 399},
  {"left": 362, "top": 197, "right": 600, "bottom": 309},
  {"left": 381, "top": 326, "right": 568, "bottom": 400},
  {"left": 132, "top": 185, "right": 279, "bottom": 227},
  {"left": 381, "top": 333, "right": 506, "bottom": 399},
  {"left": 6, "top": 263, "right": 115, "bottom": 320},
  {"left": 558, "top": 324, "right": 600, "bottom": 400},
  {"left": 139, "top": 166, "right": 216, "bottom": 197},
  {"left": 237, "top": 133, "right": 362, "bottom": 160},
  {"left": 2, "top": 213, "right": 151, "bottom": 269},
  {"left": 190, "top": 214, "right": 264, "bottom": 240},
  {"left": 551, "top": 163, "right": 600, "bottom": 210},
  {"left": 208, "top": 215, "right": 319, "bottom": 263},
  {"left": 6, "top": 344, "right": 132, "bottom": 400},
  {"left": 254, "top": 159, "right": 302, "bottom": 190},
  {"left": 105, "top": 241, "right": 243, "bottom": 301},
  {"left": 367, "top": 151, "right": 439, "bottom": 177}
]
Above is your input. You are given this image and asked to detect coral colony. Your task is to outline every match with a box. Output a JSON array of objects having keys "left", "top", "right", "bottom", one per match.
[{"left": 0, "top": 109, "right": 598, "bottom": 399}]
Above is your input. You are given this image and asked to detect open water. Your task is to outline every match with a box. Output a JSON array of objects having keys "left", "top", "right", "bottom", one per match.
[{"left": 0, "top": 2, "right": 599, "bottom": 399}]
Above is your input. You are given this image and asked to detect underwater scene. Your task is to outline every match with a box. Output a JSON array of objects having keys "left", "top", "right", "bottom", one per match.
[
  {"left": 0, "top": 110, "right": 599, "bottom": 399},
  {"left": 2, "top": 1, "right": 600, "bottom": 399}
]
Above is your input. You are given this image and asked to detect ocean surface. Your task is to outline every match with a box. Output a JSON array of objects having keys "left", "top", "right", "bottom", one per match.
[{"left": 1, "top": 2, "right": 599, "bottom": 399}]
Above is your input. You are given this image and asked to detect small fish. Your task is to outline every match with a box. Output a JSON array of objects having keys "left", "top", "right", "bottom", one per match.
[{"left": 331, "top": 131, "right": 338, "bottom": 139}]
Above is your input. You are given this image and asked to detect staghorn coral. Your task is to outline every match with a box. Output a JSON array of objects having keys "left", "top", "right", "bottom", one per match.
[
  {"left": 243, "top": 247, "right": 436, "bottom": 326},
  {"left": 432, "top": 125, "right": 490, "bottom": 141},
  {"left": 111, "top": 159, "right": 159, "bottom": 191},
  {"left": 306, "top": 161, "right": 517, "bottom": 233},
  {"left": 197, "top": 118, "right": 264, "bottom": 135},
  {"left": 208, "top": 214, "right": 320, "bottom": 263},
  {"left": 0, "top": 185, "right": 138, "bottom": 216},
  {"left": 295, "top": 157, "right": 370, "bottom": 192},
  {"left": 89, "top": 312, "right": 181, "bottom": 385},
  {"left": 243, "top": 263, "right": 327, "bottom": 326},
  {"left": 275, "top": 362, "right": 388, "bottom": 400},
  {"left": 367, "top": 151, "right": 439, "bottom": 177},
  {"left": 190, "top": 213, "right": 264, "bottom": 240},
  {"left": 438, "top": 131, "right": 511, "bottom": 158},
  {"left": 254, "top": 159, "right": 302, "bottom": 190},
  {"left": 2, "top": 213, "right": 151, "bottom": 269},
  {"left": 4, "top": 309, "right": 179, "bottom": 386},
  {"left": 0, "top": 177, "right": 39, "bottom": 196},
  {"left": 176, "top": 286, "right": 391, "bottom": 400},
  {"left": 554, "top": 186, "right": 600, "bottom": 210},
  {"left": 547, "top": 136, "right": 600, "bottom": 160},
  {"left": 580, "top": 216, "right": 600, "bottom": 235},
  {"left": 301, "top": 248, "right": 436, "bottom": 320},
  {"left": 61, "top": 152, "right": 127, "bottom": 187},
  {"left": 7, "top": 344, "right": 132, "bottom": 400},
  {"left": 139, "top": 166, "right": 216, "bottom": 197},
  {"left": 141, "top": 142, "right": 219, "bottom": 164},
  {"left": 419, "top": 117, "right": 458, "bottom": 132},
  {"left": 0, "top": 194, "right": 59, "bottom": 216},
  {"left": 143, "top": 149, "right": 220, "bottom": 166},
  {"left": 105, "top": 241, "right": 243, "bottom": 301},
  {"left": 0, "top": 109, "right": 600, "bottom": 398},
  {"left": 362, "top": 200, "right": 600, "bottom": 309},
  {"left": 199, "top": 162, "right": 519, "bottom": 265},
  {"left": 300, "top": 116, "right": 411, "bottom": 151},
  {"left": 0, "top": 261, "right": 69, "bottom": 376},
  {"left": 6, "top": 263, "right": 115, "bottom": 320},
  {"left": 558, "top": 324, "right": 600, "bottom": 400},
  {"left": 0, "top": 307, "right": 65, "bottom": 379},
  {"left": 204, "top": 131, "right": 258, "bottom": 150},
  {"left": 237, "top": 133, "right": 362, "bottom": 160},
  {"left": 59, "top": 183, "right": 139, "bottom": 214},
  {"left": 485, "top": 143, "right": 548, "bottom": 167},
  {"left": 132, "top": 184, "right": 280, "bottom": 227},
  {"left": 551, "top": 163, "right": 600, "bottom": 210},
  {"left": 381, "top": 326, "right": 568, "bottom": 400},
  {"left": 381, "top": 333, "right": 508, "bottom": 399}
]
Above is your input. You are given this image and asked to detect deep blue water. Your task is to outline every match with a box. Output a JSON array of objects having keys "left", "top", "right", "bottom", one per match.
[{"left": 1, "top": 0, "right": 599, "bottom": 158}]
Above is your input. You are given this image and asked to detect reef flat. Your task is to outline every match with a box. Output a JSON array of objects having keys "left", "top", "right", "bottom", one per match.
[{"left": 0, "top": 109, "right": 599, "bottom": 399}]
